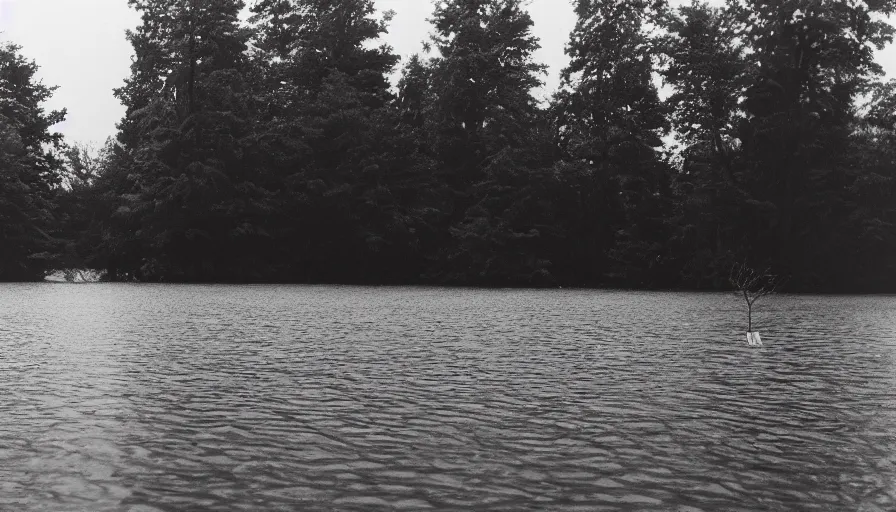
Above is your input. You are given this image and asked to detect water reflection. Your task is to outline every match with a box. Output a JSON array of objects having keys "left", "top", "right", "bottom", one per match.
[{"left": 1, "top": 284, "right": 894, "bottom": 511}]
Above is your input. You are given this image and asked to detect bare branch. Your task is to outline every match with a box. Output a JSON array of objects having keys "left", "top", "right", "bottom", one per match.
[
  {"left": 730, "top": 261, "right": 787, "bottom": 333},
  {"left": 730, "top": 261, "right": 784, "bottom": 305}
]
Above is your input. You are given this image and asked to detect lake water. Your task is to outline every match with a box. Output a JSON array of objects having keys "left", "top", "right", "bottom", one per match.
[{"left": 1, "top": 284, "right": 894, "bottom": 511}]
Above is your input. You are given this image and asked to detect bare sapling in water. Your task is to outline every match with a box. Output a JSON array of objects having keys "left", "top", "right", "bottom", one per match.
[{"left": 729, "top": 263, "right": 785, "bottom": 346}]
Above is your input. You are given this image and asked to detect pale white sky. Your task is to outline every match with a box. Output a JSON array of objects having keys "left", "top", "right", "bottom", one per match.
[{"left": 0, "top": 0, "right": 893, "bottom": 146}]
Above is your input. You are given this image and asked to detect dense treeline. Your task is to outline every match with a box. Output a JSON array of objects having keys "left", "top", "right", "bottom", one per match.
[{"left": 2, "top": 0, "right": 895, "bottom": 291}]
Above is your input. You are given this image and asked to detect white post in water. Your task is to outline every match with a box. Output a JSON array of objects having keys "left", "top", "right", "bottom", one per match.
[
  {"left": 747, "top": 331, "right": 762, "bottom": 346},
  {"left": 730, "top": 263, "right": 784, "bottom": 347}
]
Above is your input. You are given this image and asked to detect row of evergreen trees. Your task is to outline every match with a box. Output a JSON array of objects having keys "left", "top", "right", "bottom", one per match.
[{"left": 2, "top": 0, "right": 895, "bottom": 291}]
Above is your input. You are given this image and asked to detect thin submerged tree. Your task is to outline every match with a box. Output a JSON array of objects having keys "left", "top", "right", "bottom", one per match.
[{"left": 729, "top": 262, "right": 785, "bottom": 346}]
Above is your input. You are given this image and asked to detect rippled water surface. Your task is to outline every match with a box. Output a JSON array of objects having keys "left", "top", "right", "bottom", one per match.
[{"left": 1, "top": 284, "right": 895, "bottom": 511}]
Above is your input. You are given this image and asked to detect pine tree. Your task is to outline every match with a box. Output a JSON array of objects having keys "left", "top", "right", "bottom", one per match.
[
  {"left": 426, "top": 0, "right": 546, "bottom": 185},
  {"left": 657, "top": 1, "right": 750, "bottom": 183},
  {"left": 250, "top": 0, "right": 440, "bottom": 282},
  {"left": 0, "top": 42, "right": 66, "bottom": 281},
  {"left": 108, "top": 0, "right": 255, "bottom": 281},
  {"left": 552, "top": 0, "right": 671, "bottom": 286},
  {"left": 396, "top": 54, "right": 431, "bottom": 132},
  {"left": 733, "top": 0, "right": 896, "bottom": 289},
  {"left": 655, "top": 1, "right": 752, "bottom": 287},
  {"left": 655, "top": 0, "right": 896, "bottom": 290},
  {"left": 421, "top": 0, "right": 561, "bottom": 285}
]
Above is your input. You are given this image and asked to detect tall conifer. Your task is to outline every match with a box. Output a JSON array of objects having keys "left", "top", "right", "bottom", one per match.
[
  {"left": 109, "top": 0, "right": 254, "bottom": 281},
  {"left": 0, "top": 43, "right": 66, "bottom": 280},
  {"left": 552, "top": 0, "right": 671, "bottom": 285}
]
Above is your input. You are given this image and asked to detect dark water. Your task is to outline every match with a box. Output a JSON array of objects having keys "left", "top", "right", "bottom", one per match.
[{"left": 1, "top": 284, "right": 894, "bottom": 511}]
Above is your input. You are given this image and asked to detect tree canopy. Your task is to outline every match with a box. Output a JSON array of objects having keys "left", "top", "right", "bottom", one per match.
[{"left": 2, "top": 0, "right": 895, "bottom": 291}]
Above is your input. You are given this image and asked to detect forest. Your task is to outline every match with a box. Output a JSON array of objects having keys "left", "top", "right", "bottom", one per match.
[{"left": 1, "top": 0, "right": 895, "bottom": 291}]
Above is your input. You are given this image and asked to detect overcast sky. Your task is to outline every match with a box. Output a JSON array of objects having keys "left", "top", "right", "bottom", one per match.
[{"left": 0, "top": 0, "right": 893, "bottom": 146}]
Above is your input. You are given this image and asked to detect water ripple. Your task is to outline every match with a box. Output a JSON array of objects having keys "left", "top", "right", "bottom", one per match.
[{"left": 1, "top": 285, "right": 894, "bottom": 511}]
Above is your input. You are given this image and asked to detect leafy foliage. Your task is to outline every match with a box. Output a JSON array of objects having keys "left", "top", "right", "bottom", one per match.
[{"left": 4, "top": 0, "right": 894, "bottom": 290}]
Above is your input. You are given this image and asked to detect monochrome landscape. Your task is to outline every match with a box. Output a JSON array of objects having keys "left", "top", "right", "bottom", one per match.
[{"left": 1, "top": 0, "right": 895, "bottom": 510}]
